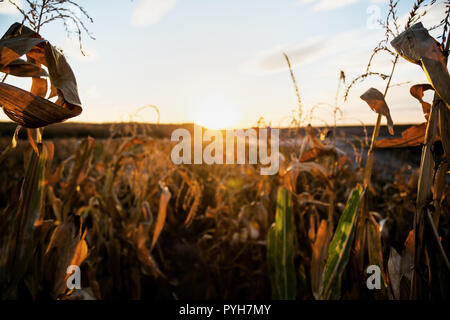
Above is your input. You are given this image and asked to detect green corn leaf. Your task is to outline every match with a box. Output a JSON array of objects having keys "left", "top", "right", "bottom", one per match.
[
  {"left": 267, "top": 224, "right": 278, "bottom": 298},
  {"left": 320, "top": 185, "right": 365, "bottom": 300},
  {"left": 267, "top": 187, "right": 296, "bottom": 300}
]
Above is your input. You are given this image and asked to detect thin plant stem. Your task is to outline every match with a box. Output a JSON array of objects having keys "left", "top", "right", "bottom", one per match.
[{"left": 363, "top": 55, "right": 399, "bottom": 187}]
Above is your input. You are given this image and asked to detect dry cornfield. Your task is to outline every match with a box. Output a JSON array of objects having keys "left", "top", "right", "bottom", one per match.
[{"left": 0, "top": 0, "right": 449, "bottom": 301}]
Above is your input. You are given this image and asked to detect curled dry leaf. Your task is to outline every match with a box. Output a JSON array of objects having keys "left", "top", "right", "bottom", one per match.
[
  {"left": 410, "top": 84, "right": 434, "bottom": 120},
  {"left": 44, "top": 43, "right": 81, "bottom": 107},
  {"left": 391, "top": 23, "right": 450, "bottom": 110},
  {"left": 360, "top": 88, "right": 394, "bottom": 135},
  {"left": 0, "top": 23, "right": 45, "bottom": 69},
  {"left": 0, "top": 59, "right": 48, "bottom": 78},
  {"left": 375, "top": 123, "right": 437, "bottom": 148},
  {"left": 0, "top": 83, "right": 82, "bottom": 128},
  {"left": 0, "top": 23, "right": 82, "bottom": 128}
]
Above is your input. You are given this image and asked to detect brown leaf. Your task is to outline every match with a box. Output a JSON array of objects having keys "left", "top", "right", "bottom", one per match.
[
  {"left": 410, "top": 84, "right": 434, "bottom": 120},
  {"left": 44, "top": 43, "right": 81, "bottom": 107},
  {"left": 300, "top": 147, "right": 336, "bottom": 162},
  {"left": 0, "top": 23, "right": 83, "bottom": 128},
  {"left": 30, "top": 77, "right": 48, "bottom": 98},
  {"left": 391, "top": 23, "right": 450, "bottom": 110},
  {"left": 360, "top": 88, "right": 394, "bottom": 135},
  {"left": 311, "top": 220, "right": 329, "bottom": 300},
  {"left": 0, "top": 82, "right": 82, "bottom": 128},
  {"left": 366, "top": 217, "right": 387, "bottom": 297},
  {"left": 0, "top": 24, "right": 45, "bottom": 69},
  {"left": 405, "top": 230, "right": 415, "bottom": 256},
  {"left": 151, "top": 183, "right": 172, "bottom": 251},
  {"left": 0, "top": 59, "right": 48, "bottom": 78},
  {"left": 375, "top": 123, "right": 436, "bottom": 148},
  {"left": 44, "top": 215, "right": 83, "bottom": 298},
  {"left": 70, "top": 239, "right": 88, "bottom": 267}
]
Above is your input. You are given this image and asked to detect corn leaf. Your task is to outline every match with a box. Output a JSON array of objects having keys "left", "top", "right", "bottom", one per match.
[
  {"left": 375, "top": 123, "right": 432, "bottom": 148},
  {"left": 311, "top": 220, "right": 329, "bottom": 300},
  {"left": 391, "top": 23, "right": 450, "bottom": 110},
  {"left": 360, "top": 88, "right": 394, "bottom": 135},
  {"left": 151, "top": 183, "right": 172, "bottom": 251},
  {"left": 0, "top": 143, "right": 52, "bottom": 298},
  {"left": 320, "top": 185, "right": 364, "bottom": 300},
  {"left": 267, "top": 187, "right": 296, "bottom": 300},
  {"left": 0, "top": 82, "right": 82, "bottom": 128},
  {"left": 366, "top": 216, "right": 388, "bottom": 298},
  {"left": 410, "top": 84, "right": 434, "bottom": 119},
  {"left": 0, "top": 59, "right": 48, "bottom": 78}
]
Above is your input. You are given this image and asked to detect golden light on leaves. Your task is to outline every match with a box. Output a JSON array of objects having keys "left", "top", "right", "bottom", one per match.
[{"left": 0, "top": 23, "right": 82, "bottom": 129}]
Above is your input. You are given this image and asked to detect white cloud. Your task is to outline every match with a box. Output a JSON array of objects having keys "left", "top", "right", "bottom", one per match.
[
  {"left": 297, "top": 0, "right": 358, "bottom": 11},
  {"left": 242, "top": 27, "right": 384, "bottom": 76},
  {"left": 297, "top": 0, "right": 387, "bottom": 11},
  {"left": 0, "top": 0, "right": 22, "bottom": 15},
  {"left": 131, "top": 0, "right": 176, "bottom": 27},
  {"left": 242, "top": 37, "right": 326, "bottom": 75}
]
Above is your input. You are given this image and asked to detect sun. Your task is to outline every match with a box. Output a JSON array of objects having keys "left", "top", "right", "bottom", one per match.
[{"left": 192, "top": 96, "right": 240, "bottom": 130}]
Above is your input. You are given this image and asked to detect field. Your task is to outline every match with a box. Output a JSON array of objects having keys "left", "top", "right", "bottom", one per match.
[
  {"left": 0, "top": 122, "right": 446, "bottom": 300},
  {"left": 0, "top": 0, "right": 449, "bottom": 302}
]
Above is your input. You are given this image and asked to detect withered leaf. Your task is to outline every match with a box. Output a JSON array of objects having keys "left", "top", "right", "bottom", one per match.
[
  {"left": 0, "top": 23, "right": 45, "bottom": 68},
  {"left": 360, "top": 88, "right": 394, "bottom": 135},
  {"left": 0, "top": 83, "right": 82, "bottom": 128},
  {"left": 410, "top": 84, "right": 434, "bottom": 119},
  {"left": 375, "top": 123, "right": 437, "bottom": 148},
  {"left": 44, "top": 43, "right": 81, "bottom": 107},
  {"left": 0, "top": 23, "right": 83, "bottom": 128},
  {"left": 44, "top": 215, "right": 83, "bottom": 298},
  {"left": 300, "top": 147, "right": 336, "bottom": 162},
  {"left": 311, "top": 220, "right": 329, "bottom": 300},
  {"left": 391, "top": 23, "right": 450, "bottom": 110},
  {"left": 30, "top": 77, "right": 48, "bottom": 98},
  {"left": 0, "top": 59, "right": 48, "bottom": 78},
  {"left": 151, "top": 184, "right": 172, "bottom": 251}
]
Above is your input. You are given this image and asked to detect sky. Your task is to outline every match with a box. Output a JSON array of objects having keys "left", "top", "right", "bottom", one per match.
[{"left": 0, "top": 0, "right": 447, "bottom": 129}]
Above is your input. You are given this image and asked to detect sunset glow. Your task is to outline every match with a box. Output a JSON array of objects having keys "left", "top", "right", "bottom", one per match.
[{"left": 192, "top": 96, "right": 240, "bottom": 129}]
